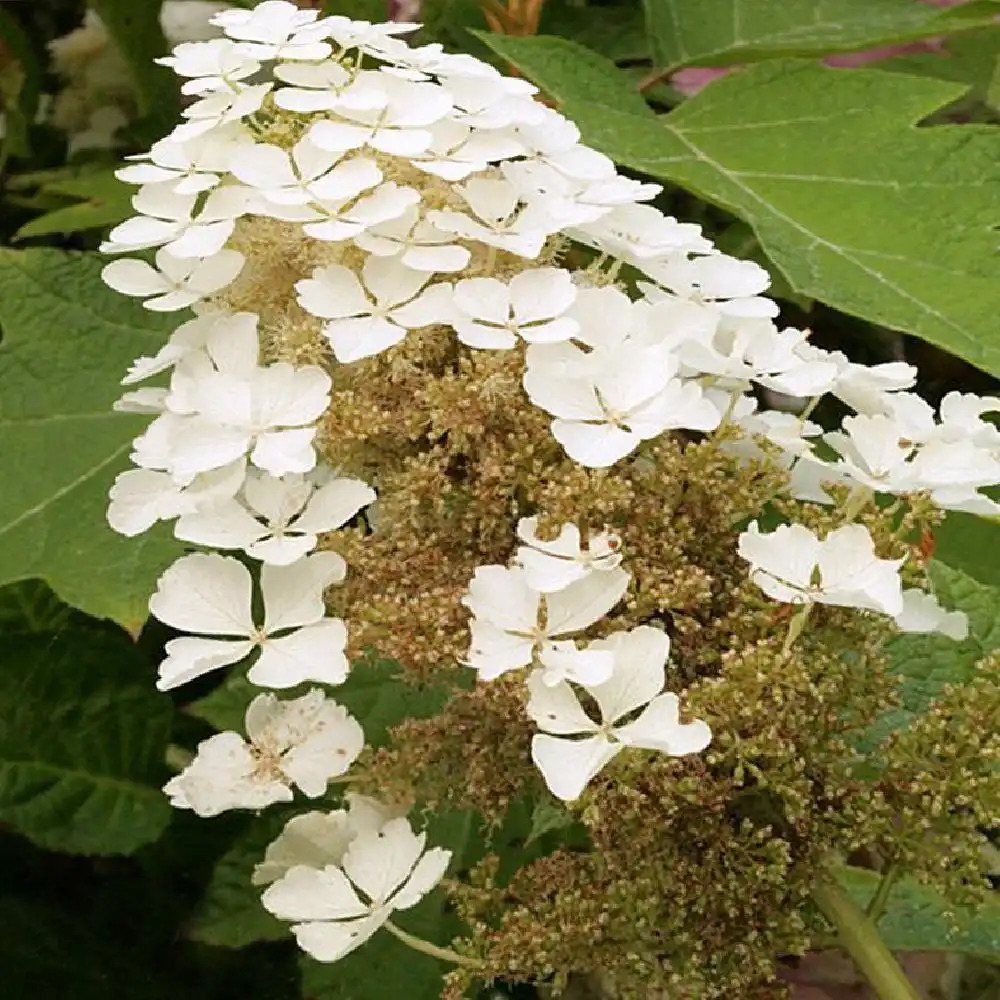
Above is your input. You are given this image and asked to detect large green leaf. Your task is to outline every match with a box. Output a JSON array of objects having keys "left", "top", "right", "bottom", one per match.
[
  {"left": 642, "top": 0, "right": 1000, "bottom": 72},
  {"left": 475, "top": 40, "right": 1000, "bottom": 377},
  {"left": 0, "top": 620, "right": 172, "bottom": 854},
  {"left": 472, "top": 32, "right": 652, "bottom": 115},
  {"left": 838, "top": 866, "right": 1000, "bottom": 959},
  {"left": 0, "top": 248, "right": 181, "bottom": 626},
  {"left": 867, "top": 562, "right": 1000, "bottom": 745}
]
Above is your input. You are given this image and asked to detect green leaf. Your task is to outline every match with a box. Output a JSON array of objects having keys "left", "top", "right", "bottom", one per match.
[
  {"left": 837, "top": 866, "right": 1000, "bottom": 959},
  {"left": 541, "top": 0, "right": 649, "bottom": 62},
  {"left": 14, "top": 171, "right": 133, "bottom": 241},
  {"left": 188, "top": 811, "right": 293, "bottom": 948},
  {"left": 0, "top": 248, "right": 181, "bottom": 627},
  {"left": 487, "top": 47, "right": 1000, "bottom": 377},
  {"left": 879, "top": 25, "right": 1000, "bottom": 110},
  {"left": 643, "top": 0, "right": 1000, "bottom": 72},
  {"left": 189, "top": 657, "right": 454, "bottom": 746},
  {"left": 473, "top": 32, "right": 654, "bottom": 116},
  {"left": 934, "top": 512, "right": 1000, "bottom": 588},
  {"left": 0, "top": 622, "right": 173, "bottom": 854},
  {"left": 868, "top": 562, "right": 1000, "bottom": 744},
  {"left": 89, "top": 0, "right": 179, "bottom": 138}
]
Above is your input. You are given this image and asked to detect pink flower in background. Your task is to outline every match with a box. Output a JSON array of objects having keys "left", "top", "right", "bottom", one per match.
[{"left": 670, "top": 0, "right": 973, "bottom": 96}]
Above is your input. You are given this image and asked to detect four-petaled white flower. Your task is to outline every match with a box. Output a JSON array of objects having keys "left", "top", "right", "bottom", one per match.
[
  {"left": 524, "top": 341, "right": 721, "bottom": 467},
  {"left": 149, "top": 551, "right": 350, "bottom": 690},
  {"left": 515, "top": 516, "right": 622, "bottom": 593},
  {"left": 175, "top": 469, "right": 376, "bottom": 564},
  {"left": 738, "top": 521, "right": 904, "bottom": 616},
  {"left": 296, "top": 256, "right": 451, "bottom": 362},
  {"left": 462, "top": 563, "right": 630, "bottom": 681},
  {"left": 527, "top": 626, "right": 711, "bottom": 801},
  {"left": 102, "top": 247, "right": 244, "bottom": 311},
  {"left": 449, "top": 269, "right": 579, "bottom": 349},
  {"left": 261, "top": 805, "right": 452, "bottom": 964},
  {"left": 164, "top": 689, "right": 365, "bottom": 817}
]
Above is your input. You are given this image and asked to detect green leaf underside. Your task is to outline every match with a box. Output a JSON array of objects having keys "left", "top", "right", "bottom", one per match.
[
  {"left": 0, "top": 248, "right": 181, "bottom": 626},
  {"left": 0, "top": 625, "right": 172, "bottom": 854},
  {"left": 643, "top": 0, "right": 1000, "bottom": 72},
  {"left": 838, "top": 866, "right": 1000, "bottom": 960},
  {"left": 475, "top": 40, "right": 1000, "bottom": 378},
  {"left": 868, "top": 562, "right": 1000, "bottom": 745}
]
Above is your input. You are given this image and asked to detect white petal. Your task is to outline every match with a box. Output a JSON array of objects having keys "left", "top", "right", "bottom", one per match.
[
  {"left": 156, "top": 636, "right": 255, "bottom": 691},
  {"left": 585, "top": 626, "right": 669, "bottom": 723},
  {"left": 389, "top": 847, "right": 452, "bottom": 910},
  {"left": 174, "top": 500, "right": 269, "bottom": 551},
  {"left": 102, "top": 259, "right": 172, "bottom": 297},
  {"left": 543, "top": 568, "right": 629, "bottom": 637},
  {"left": 294, "top": 477, "right": 376, "bottom": 534},
  {"left": 263, "top": 865, "right": 368, "bottom": 922},
  {"left": 251, "top": 428, "right": 319, "bottom": 477},
  {"left": 149, "top": 553, "right": 254, "bottom": 636},
  {"left": 254, "top": 811, "right": 355, "bottom": 885},
  {"left": 525, "top": 671, "right": 599, "bottom": 734},
  {"left": 342, "top": 817, "right": 424, "bottom": 904},
  {"left": 531, "top": 733, "right": 619, "bottom": 802},
  {"left": 292, "top": 913, "right": 387, "bottom": 963},
  {"left": 262, "top": 551, "right": 347, "bottom": 632},
  {"left": 326, "top": 315, "right": 407, "bottom": 362},
  {"left": 615, "top": 693, "right": 712, "bottom": 755},
  {"left": 250, "top": 619, "right": 350, "bottom": 688}
]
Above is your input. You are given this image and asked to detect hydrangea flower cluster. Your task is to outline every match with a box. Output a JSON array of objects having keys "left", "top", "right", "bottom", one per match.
[{"left": 100, "top": 2, "right": 997, "bottom": 975}]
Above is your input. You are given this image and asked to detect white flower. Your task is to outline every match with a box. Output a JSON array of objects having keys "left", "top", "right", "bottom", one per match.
[
  {"left": 894, "top": 589, "right": 968, "bottom": 640},
  {"left": 149, "top": 551, "right": 350, "bottom": 690},
  {"left": 524, "top": 342, "right": 720, "bottom": 467},
  {"left": 117, "top": 127, "right": 249, "bottom": 194},
  {"left": 462, "top": 564, "right": 630, "bottom": 681},
  {"left": 164, "top": 689, "right": 364, "bottom": 817},
  {"left": 156, "top": 38, "right": 261, "bottom": 95},
  {"left": 302, "top": 180, "right": 419, "bottom": 243},
  {"left": 102, "top": 182, "right": 251, "bottom": 258},
  {"left": 526, "top": 626, "right": 711, "bottom": 801},
  {"left": 306, "top": 73, "right": 453, "bottom": 157},
  {"left": 175, "top": 469, "right": 375, "bottom": 564},
  {"left": 229, "top": 138, "right": 379, "bottom": 208},
  {"left": 102, "top": 247, "right": 243, "bottom": 311},
  {"left": 411, "top": 119, "right": 525, "bottom": 182},
  {"left": 261, "top": 808, "right": 451, "bottom": 964},
  {"left": 296, "top": 256, "right": 451, "bottom": 362},
  {"left": 641, "top": 252, "right": 778, "bottom": 319},
  {"left": 353, "top": 205, "right": 470, "bottom": 273},
  {"left": 515, "top": 516, "right": 622, "bottom": 593},
  {"left": 737, "top": 521, "right": 904, "bottom": 616},
  {"left": 131, "top": 315, "right": 332, "bottom": 480},
  {"left": 212, "top": 0, "right": 332, "bottom": 61},
  {"left": 449, "top": 269, "right": 578, "bottom": 349},
  {"left": 170, "top": 83, "right": 273, "bottom": 143},
  {"left": 572, "top": 203, "right": 711, "bottom": 260},
  {"left": 429, "top": 177, "right": 555, "bottom": 258}
]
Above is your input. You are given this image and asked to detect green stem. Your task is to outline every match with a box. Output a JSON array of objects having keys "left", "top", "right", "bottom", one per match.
[
  {"left": 865, "top": 860, "right": 900, "bottom": 922},
  {"left": 383, "top": 920, "right": 485, "bottom": 969},
  {"left": 781, "top": 604, "right": 812, "bottom": 655},
  {"left": 811, "top": 880, "right": 920, "bottom": 1000}
]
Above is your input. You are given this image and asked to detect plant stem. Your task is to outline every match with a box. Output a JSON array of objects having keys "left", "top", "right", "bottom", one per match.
[
  {"left": 865, "top": 860, "right": 900, "bottom": 922},
  {"left": 811, "top": 880, "right": 920, "bottom": 1000},
  {"left": 384, "top": 920, "right": 485, "bottom": 969}
]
